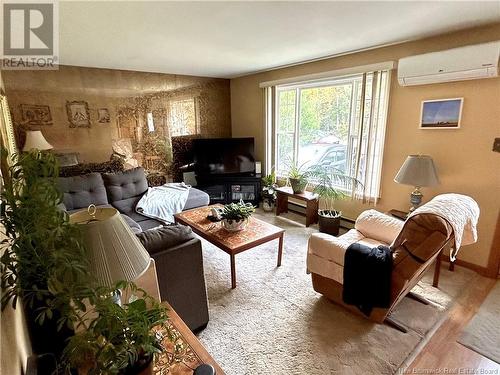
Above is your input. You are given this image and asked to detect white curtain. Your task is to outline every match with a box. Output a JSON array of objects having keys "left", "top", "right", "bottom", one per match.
[{"left": 351, "top": 70, "right": 390, "bottom": 204}]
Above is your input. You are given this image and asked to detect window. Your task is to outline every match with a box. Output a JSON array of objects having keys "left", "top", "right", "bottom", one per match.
[
  {"left": 269, "top": 70, "right": 390, "bottom": 201},
  {"left": 168, "top": 98, "right": 197, "bottom": 136}
]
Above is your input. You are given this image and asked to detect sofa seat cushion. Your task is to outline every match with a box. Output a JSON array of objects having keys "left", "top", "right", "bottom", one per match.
[
  {"left": 183, "top": 188, "right": 210, "bottom": 210},
  {"left": 354, "top": 209, "right": 403, "bottom": 244},
  {"left": 307, "top": 229, "right": 387, "bottom": 284},
  {"left": 136, "top": 224, "right": 195, "bottom": 255},
  {"left": 58, "top": 173, "right": 109, "bottom": 211},
  {"left": 138, "top": 218, "right": 165, "bottom": 232}
]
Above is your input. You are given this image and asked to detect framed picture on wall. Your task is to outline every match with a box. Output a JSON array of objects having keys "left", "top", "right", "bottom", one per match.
[
  {"left": 66, "top": 100, "right": 91, "bottom": 128},
  {"left": 20, "top": 104, "right": 53, "bottom": 126},
  {"left": 97, "top": 108, "right": 111, "bottom": 123},
  {"left": 420, "top": 98, "right": 463, "bottom": 129}
]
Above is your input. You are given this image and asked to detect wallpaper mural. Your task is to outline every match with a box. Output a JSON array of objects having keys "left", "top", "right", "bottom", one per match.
[{"left": 3, "top": 66, "right": 231, "bottom": 180}]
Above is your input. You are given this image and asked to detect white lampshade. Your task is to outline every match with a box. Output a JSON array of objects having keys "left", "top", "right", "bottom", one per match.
[
  {"left": 23, "top": 130, "right": 53, "bottom": 151},
  {"left": 70, "top": 207, "right": 150, "bottom": 287},
  {"left": 394, "top": 155, "right": 440, "bottom": 187}
]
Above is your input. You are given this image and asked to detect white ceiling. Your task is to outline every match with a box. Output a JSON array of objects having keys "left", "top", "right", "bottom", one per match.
[{"left": 60, "top": 1, "right": 500, "bottom": 78}]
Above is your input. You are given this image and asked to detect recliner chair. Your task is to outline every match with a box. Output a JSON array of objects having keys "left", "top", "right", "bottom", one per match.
[{"left": 307, "top": 208, "right": 454, "bottom": 330}]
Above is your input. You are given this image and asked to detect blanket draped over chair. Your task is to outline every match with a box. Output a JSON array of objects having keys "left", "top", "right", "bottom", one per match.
[{"left": 408, "top": 193, "right": 480, "bottom": 261}]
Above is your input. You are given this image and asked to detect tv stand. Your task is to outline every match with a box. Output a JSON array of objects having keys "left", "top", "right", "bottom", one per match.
[{"left": 195, "top": 174, "right": 261, "bottom": 206}]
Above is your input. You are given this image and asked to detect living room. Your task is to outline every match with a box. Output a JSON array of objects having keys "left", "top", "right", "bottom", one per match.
[{"left": 1, "top": 2, "right": 499, "bottom": 374}]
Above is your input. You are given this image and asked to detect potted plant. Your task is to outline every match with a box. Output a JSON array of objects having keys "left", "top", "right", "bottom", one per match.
[
  {"left": 221, "top": 200, "right": 255, "bottom": 231},
  {"left": 286, "top": 161, "right": 310, "bottom": 194},
  {"left": 62, "top": 281, "right": 169, "bottom": 375},
  {"left": 261, "top": 170, "right": 277, "bottom": 212},
  {"left": 0, "top": 150, "right": 91, "bottom": 358},
  {"left": 309, "top": 166, "right": 362, "bottom": 236},
  {"left": 1, "top": 151, "right": 172, "bottom": 374}
]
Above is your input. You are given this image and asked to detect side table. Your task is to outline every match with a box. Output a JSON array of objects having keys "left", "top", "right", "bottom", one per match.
[{"left": 276, "top": 186, "right": 319, "bottom": 227}]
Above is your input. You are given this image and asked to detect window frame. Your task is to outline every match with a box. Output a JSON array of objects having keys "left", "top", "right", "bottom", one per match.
[{"left": 270, "top": 71, "right": 390, "bottom": 199}]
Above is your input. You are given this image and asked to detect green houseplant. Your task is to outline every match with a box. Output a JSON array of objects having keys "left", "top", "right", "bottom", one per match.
[
  {"left": 1, "top": 150, "right": 171, "bottom": 374},
  {"left": 285, "top": 161, "right": 311, "bottom": 194},
  {"left": 62, "top": 282, "right": 169, "bottom": 375},
  {"left": 261, "top": 170, "right": 277, "bottom": 212},
  {"left": 0, "top": 150, "right": 90, "bottom": 357},
  {"left": 221, "top": 200, "right": 255, "bottom": 231},
  {"left": 309, "top": 166, "right": 362, "bottom": 236}
]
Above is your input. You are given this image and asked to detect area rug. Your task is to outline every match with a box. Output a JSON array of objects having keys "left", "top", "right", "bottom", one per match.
[
  {"left": 196, "top": 210, "right": 475, "bottom": 375},
  {"left": 458, "top": 281, "right": 500, "bottom": 363}
]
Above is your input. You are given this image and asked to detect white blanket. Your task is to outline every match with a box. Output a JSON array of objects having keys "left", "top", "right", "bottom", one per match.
[
  {"left": 136, "top": 183, "right": 191, "bottom": 223},
  {"left": 408, "top": 193, "right": 479, "bottom": 261}
]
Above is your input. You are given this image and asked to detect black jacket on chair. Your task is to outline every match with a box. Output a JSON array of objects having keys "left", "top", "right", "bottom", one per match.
[{"left": 342, "top": 243, "right": 393, "bottom": 316}]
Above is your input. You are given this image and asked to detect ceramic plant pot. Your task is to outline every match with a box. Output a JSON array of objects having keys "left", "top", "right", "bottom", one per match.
[
  {"left": 222, "top": 218, "right": 248, "bottom": 232},
  {"left": 289, "top": 178, "right": 307, "bottom": 194}
]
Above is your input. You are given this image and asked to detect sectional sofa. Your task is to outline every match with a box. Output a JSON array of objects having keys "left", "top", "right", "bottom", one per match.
[{"left": 57, "top": 166, "right": 210, "bottom": 331}]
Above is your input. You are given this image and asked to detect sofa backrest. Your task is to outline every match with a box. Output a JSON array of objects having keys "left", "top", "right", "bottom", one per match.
[
  {"left": 102, "top": 167, "right": 148, "bottom": 213},
  {"left": 57, "top": 173, "right": 109, "bottom": 211}
]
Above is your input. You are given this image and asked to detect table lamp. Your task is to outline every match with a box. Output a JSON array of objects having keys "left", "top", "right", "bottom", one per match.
[
  {"left": 394, "top": 155, "right": 440, "bottom": 212},
  {"left": 23, "top": 130, "right": 53, "bottom": 151},
  {"left": 70, "top": 206, "right": 150, "bottom": 287}
]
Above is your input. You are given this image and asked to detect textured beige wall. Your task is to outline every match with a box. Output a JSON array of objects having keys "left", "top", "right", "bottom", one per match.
[
  {"left": 3, "top": 66, "right": 231, "bottom": 163},
  {"left": 231, "top": 23, "right": 500, "bottom": 269}
]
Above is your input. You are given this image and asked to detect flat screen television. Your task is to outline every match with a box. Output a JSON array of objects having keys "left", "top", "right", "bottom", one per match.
[{"left": 193, "top": 137, "right": 255, "bottom": 176}]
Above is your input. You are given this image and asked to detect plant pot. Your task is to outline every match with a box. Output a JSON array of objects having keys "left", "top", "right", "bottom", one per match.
[
  {"left": 121, "top": 354, "right": 153, "bottom": 375},
  {"left": 262, "top": 199, "right": 275, "bottom": 212},
  {"left": 318, "top": 210, "right": 341, "bottom": 236},
  {"left": 289, "top": 178, "right": 307, "bottom": 194},
  {"left": 24, "top": 300, "right": 74, "bottom": 358},
  {"left": 222, "top": 218, "right": 248, "bottom": 231}
]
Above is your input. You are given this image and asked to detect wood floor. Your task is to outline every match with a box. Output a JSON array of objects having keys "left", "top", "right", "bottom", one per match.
[{"left": 405, "top": 269, "right": 499, "bottom": 372}]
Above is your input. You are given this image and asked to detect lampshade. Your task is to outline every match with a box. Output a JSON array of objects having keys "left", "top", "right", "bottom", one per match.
[
  {"left": 70, "top": 207, "right": 150, "bottom": 287},
  {"left": 394, "top": 155, "right": 440, "bottom": 187},
  {"left": 23, "top": 130, "right": 53, "bottom": 151}
]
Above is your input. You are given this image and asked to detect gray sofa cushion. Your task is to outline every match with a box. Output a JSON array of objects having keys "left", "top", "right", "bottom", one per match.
[
  {"left": 138, "top": 218, "right": 165, "bottom": 231},
  {"left": 102, "top": 167, "right": 148, "bottom": 203},
  {"left": 136, "top": 224, "right": 195, "bottom": 255},
  {"left": 183, "top": 188, "right": 210, "bottom": 210},
  {"left": 57, "top": 173, "right": 109, "bottom": 211}
]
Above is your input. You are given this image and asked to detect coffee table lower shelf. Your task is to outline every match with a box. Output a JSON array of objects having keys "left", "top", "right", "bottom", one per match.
[{"left": 174, "top": 205, "right": 285, "bottom": 289}]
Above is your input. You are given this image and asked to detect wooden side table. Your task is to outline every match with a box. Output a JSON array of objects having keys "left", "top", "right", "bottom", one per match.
[{"left": 276, "top": 186, "right": 319, "bottom": 227}]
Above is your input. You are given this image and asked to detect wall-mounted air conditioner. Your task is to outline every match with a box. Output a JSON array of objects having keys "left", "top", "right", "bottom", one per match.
[{"left": 398, "top": 41, "right": 500, "bottom": 86}]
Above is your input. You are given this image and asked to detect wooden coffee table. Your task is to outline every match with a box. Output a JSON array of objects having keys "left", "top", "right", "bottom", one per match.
[{"left": 174, "top": 205, "right": 285, "bottom": 289}]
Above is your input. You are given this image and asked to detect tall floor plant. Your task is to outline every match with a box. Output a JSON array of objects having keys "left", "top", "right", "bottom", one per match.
[{"left": 0, "top": 150, "right": 91, "bottom": 355}]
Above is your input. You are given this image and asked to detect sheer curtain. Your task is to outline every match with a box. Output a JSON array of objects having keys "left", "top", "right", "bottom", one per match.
[{"left": 351, "top": 70, "right": 391, "bottom": 203}]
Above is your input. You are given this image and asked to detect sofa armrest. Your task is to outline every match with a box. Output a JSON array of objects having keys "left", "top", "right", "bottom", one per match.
[
  {"left": 354, "top": 209, "right": 404, "bottom": 244},
  {"left": 147, "top": 238, "right": 209, "bottom": 332},
  {"left": 136, "top": 224, "right": 194, "bottom": 254}
]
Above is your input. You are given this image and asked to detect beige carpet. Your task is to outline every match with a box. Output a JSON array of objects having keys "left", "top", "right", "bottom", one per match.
[
  {"left": 458, "top": 281, "right": 500, "bottom": 363},
  {"left": 196, "top": 210, "right": 475, "bottom": 375}
]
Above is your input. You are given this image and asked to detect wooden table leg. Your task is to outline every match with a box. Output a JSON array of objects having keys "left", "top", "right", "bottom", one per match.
[
  {"left": 277, "top": 234, "right": 283, "bottom": 267},
  {"left": 276, "top": 193, "right": 288, "bottom": 216},
  {"left": 230, "top": 254, "right": 236, "bottom": 289},
  {"left": 305, "top": 199, "right": 319, "bottom": 227},
  {"left": 433, "top": 250, "right": 442, "bottom": 288}
]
